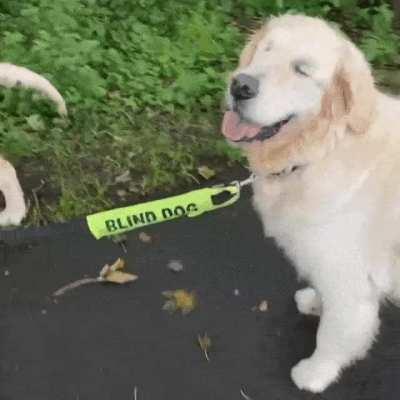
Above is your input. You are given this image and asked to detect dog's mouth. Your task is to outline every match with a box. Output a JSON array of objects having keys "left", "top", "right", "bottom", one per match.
[{"left": 222, "top": 111, "right": 294, "bottom": 143}]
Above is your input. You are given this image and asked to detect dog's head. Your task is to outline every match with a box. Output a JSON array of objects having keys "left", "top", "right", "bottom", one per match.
[{"left": 222, "top": 15, "right": 377, "bottom": 175}]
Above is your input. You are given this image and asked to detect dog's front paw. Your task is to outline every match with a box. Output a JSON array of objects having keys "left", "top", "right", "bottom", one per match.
[
  {"left": 294, "top": 287, "right": 321, "bottom": 316},
  {"left": 291, "top": 357, "right": 340, "bottom": 393}
]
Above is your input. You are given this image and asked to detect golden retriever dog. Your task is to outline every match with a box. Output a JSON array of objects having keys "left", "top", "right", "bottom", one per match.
[
  {"left": 0, "top": 63, "right": 66, "bottom": 226},
  {"left": 222, "top": 14, "right": 400, "bottom": 393}
]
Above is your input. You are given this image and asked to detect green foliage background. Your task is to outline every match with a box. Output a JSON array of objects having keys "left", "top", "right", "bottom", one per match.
[{"left": 0, "top": 0, "right": 398, "bottom": 223}]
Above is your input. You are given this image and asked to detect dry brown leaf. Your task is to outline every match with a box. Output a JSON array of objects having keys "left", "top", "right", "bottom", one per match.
[
  {"left": 138, "top": 232, "right": 152, "bottom": 243},
  {"left": 162, "top": 300, "right": 177, "bottom": 313},
  {"left": 110, "top": 258, "right": 125, "bottom": 271},
  {"left": 240, "top": 388, "right": 254, "bottom": 400},
  {"left": 259, "top": 300, "right": 269, "bottom": 312},
  {"left": 167, "top": 259, "right": 184, "bottom": 273},
  {"left": 53, "top": 257, "right": 136, "bottom": 297},
  {"left": 198, "top": 165, "right": 216, "bottom": 180},
  {"left": 100, "top": 258, "right": 137, "bottom": 284},
  {"left": 100, "top": 258, "right": 125, "bottom": 278},
  {"left": 104, "top": 270, "right": 138, "bottom": 284},
  {"left": 162, "top": 289, "right": 197, "bottom": 315},
  {"left": 252, "top": 300, "right": 269, "bottom": 312},
  {"left": 100, "top": 264, "right": 110, "bottom": 278},
  {"left": 198, "top": 333, "right": 212, "bottom": 361}
]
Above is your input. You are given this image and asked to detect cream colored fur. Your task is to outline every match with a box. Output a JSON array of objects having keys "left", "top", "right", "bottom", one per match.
[
  {"left": 0, "top": 63, "right": 66, "bottom": 226},
  {"left": 226, "top": 14, "right": 400, "bottom": 393}
]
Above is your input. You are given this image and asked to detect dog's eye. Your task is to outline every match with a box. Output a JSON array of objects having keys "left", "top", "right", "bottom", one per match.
[{"left": 293, "top": 62, "right": 310, "bottom": 77}]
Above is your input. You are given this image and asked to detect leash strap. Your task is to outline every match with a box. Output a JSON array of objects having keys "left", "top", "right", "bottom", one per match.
[{"left": 86, "top": 175, "right": 256, "bottom": 239}]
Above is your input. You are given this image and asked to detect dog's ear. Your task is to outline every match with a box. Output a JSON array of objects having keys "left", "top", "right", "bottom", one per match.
[
  {"left": 239, "top": 25, "right": 268, "bottom": 68},
  {"left": 336, "top": 41, "right": 377, "bottom": 134}
]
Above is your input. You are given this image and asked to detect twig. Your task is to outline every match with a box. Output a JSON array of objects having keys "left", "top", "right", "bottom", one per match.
[
  {"left": 120, "top": 241, "right": 127, "bottom": 254},
  {"left": 53, "top": 277, "right": 100, "bottom": 297},
  {"left": 31, "top": 179, "right": 46, "bottom": 224},
  {"left": 32, "top": 179, "right": 46, "bottom": 198},
  {"left": 183, "top": 171, "right": 200, "bottom": 184},
  {"left": 121, "top": 110, "right": 136, "bottom": 127},
  {"left": 197, "top": 333, "right": 212, "bottom": 362},
  {"left": 240, "top": 388, "right": 253, "bottom": 400},
  {"left": 111, "top": 234, "right": 128, "bottom": 253},
  {"left": 53, "top": 258, "right": 135, "bottom": 297}
]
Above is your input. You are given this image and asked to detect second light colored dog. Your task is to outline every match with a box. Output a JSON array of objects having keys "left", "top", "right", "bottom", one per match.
[{"left": 0, "top": 63, "right": 66, "bottom": 226}]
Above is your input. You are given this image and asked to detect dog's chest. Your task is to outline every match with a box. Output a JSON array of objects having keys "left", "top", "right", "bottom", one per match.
[
  {"left": 251, "top": 175, "right": 369, "bottom": 279},
  {"left": 252, "top": 175, "right": 340, "bottom": 230}
]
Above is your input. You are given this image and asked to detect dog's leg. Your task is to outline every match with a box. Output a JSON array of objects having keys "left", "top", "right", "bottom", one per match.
[
  {"left": 295, "top": 287, "right": 321, "bottom": 316},
  {"left": 0, "top": 159, "right": 26, "bottom": 226},
  {"left": 291, "top": 276, "right": 380, "bottom": 393}
]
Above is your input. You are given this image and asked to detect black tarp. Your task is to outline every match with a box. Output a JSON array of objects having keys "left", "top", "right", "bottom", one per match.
[{"left": 0, "top": 192, "right": 399, "bottom": 399}]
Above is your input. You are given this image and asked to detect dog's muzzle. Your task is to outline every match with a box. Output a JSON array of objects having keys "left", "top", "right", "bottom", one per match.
[{"left": 222, "top": 110, "right": 294, "bottom": 143}]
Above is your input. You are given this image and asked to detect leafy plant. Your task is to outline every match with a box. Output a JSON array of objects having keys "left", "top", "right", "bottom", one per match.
[{"left": 0, "top": 0, "right": 398, "bottom": 223}]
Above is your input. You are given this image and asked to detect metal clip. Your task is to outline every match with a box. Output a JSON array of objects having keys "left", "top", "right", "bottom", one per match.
[
  {"left": 237, "top": 173, "right": 257, "bottom": 188},
  {"left": 213, "top": 173, "right": 256, "bottom": 191}
]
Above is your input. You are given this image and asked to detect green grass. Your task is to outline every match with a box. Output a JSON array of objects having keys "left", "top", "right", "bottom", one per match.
[{"left": 0, "top": 0, "right": 399, "bottom": 224}]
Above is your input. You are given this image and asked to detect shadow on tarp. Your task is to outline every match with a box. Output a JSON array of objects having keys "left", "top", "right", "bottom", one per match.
[{"left": 0, "top": 192, "right": 399, "bottom": 399}]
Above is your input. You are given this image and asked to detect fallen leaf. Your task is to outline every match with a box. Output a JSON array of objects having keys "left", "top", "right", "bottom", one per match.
[
  {"left": 162, "top": 299, "right": 177, "bottom": 313},
  {"left": 259, "top": 300, "right": 269, "bottom": 312},
  {"left": 100, "top": 258, "right": 125, "bottom": 279},
  {"left": 252, "top": 299, "right": 269, "bottom": 312},
  {"left": 162, "top": 289, "right": 197, "bottom": 315},
  {"left": 198, "top": 333, "right": 212, "bottom": 361},
  {"left": 110, "top": 258, "right": 125, "bottom": 271},
  {"left": 53, "top": 257, "right": 136, "bottom": 297},
  {"left": 104, "top": 270, "right": 138, "bottom": 284},
  {"left": 240, "top": 388, "right": 253, "bottom": 400},
  {"left": 100, "top": 258, "right": 137, "bottom": 284},
  {"left": 197, "top": 165, "right": 216, "bottom": 180},
  {"left": 167, "top": 259, "right": 184, "bottom": 273},
  {"left": 138, "top": 232, "right": 152, "bottom": 243}
]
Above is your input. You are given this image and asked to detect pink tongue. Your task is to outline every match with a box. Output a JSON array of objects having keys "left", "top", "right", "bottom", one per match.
[{"left": 222, "top": 111, "right": 262, "bottom": 141}]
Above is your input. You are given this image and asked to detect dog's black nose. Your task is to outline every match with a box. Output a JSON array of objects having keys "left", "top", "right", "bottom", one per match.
[{"left": 230, "top": 74, "right": 259, "bottom": 100}]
